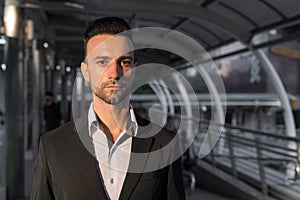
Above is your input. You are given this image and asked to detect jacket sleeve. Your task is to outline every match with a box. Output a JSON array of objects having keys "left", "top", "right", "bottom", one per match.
[
  {"left": 167, "top": 157, "right": 186, "bottom": 200},
  {"left": 30, "top": 137, "right": 55, "bottom": 200}
]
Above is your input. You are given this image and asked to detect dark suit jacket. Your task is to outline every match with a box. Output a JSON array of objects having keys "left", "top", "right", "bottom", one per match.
[{"left": 30, "top": 114, "right": 186, "bottom": 200}]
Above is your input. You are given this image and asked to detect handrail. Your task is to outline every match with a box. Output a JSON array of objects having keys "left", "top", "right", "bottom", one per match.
[
  {"left": 170, "top": 112, "right": 300, "bottom": 191},
  {"left": 199, "top": 121, "right": 299, "bottom": 160},
  {"left": 215, "top": 134, "right": 299, "bottom": 159},
  {"left": 229, "top": 138, "right": 298, "bottom": 159},
  {"left": 200, "top": 119, "right": 300, "bottom": 142},
  {"left": 210, "top": 155, "right": 295, "bottom": 162},
  {"left": 170, "top": 113, "right": 300, "bottom": 142},
  {"left": 197, "top": 119, "right": 300, "bottom": 197},
  {"left": 228, "top": 134, "right": 298, "bottom": 153}
]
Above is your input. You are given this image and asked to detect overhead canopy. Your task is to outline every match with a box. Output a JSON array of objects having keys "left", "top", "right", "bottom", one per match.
[{"left": 15, "top": 0, "right": 300, "bottom": 65}]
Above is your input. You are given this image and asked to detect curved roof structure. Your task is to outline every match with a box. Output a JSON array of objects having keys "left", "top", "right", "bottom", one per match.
[{"left": 18, "top": 0, "right": 300, "bottom": 65}]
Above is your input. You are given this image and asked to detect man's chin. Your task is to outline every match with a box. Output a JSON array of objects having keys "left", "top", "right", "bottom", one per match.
[
  {"left": 110, "top": 95, "right": 127, "bottom": 105},
  {"left": 94, "top": 91, "right": 129, "bottom": 105},
  {"left": 100, "top": 95, "right": 123, "bottom": 105}
]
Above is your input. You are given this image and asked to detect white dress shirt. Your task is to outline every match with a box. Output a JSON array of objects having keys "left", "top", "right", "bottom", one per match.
[{"left": 88, "top": 103, "right": 138, "bottom": 200}]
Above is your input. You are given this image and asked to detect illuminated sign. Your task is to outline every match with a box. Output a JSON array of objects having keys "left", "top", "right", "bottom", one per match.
[{"left": 271, "top": 46, "right": 300, "bottom": 60}]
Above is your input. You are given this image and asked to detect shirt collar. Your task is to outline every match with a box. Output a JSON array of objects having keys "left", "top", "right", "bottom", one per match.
[{"left": 88, "top": 102, "right": 138, "bottom": 138}]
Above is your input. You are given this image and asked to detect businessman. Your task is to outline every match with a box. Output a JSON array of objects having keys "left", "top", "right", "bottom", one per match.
[{"left": 31, "top": 17, "right": 185, "bottom": 200}]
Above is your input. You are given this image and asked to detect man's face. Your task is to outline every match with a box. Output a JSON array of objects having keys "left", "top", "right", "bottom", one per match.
[
  {"left": 81, "top": 34, "right": 135, "bottom": 104},
  {"left": 45, "top": 95, "right": 53, "bottom": 105}
]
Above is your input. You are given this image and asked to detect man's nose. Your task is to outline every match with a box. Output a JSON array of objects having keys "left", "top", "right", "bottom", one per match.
[{"left": 107, "top": 61, "right": 123, "bottom": 79}]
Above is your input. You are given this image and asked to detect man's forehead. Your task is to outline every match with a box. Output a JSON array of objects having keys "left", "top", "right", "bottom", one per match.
[{"left": 86, "top": 34, "right": 134, "bottom": 55}]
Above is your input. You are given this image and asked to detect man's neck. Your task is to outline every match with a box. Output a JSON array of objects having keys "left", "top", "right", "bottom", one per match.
[{"left": 93, "top": 96, "right": 130, "bottom": 143}]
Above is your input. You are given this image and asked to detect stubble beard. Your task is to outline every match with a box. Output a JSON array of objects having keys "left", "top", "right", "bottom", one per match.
[{"left": 92, "top": 81, "right": 128, "bottom": 105}]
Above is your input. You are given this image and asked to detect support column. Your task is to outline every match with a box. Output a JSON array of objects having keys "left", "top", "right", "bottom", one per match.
[
  {"left": 197, "top": 63, "right": 225, "bottom": 157},
  {"left": 4, "top": 23, "right": 25, "bottom": 200},
  {"left": 4, "top": 0, "right": 25, "bottom": 198},
  {"left": 32, "top": 39, "right": 42, "bottom": 153},
  {"left": 254, "top": 49, "right": 297, "bottom": 182}
]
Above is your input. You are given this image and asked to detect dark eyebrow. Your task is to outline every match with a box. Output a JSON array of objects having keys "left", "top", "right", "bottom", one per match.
[
  {"left": 85, "top": 55, "right": 133, "bottom": 64},
  {"left": 117, "top": 55, "right": 133, "bottom": 62},
  {"left": 92, "top": 56, "right": 112, "bottom": 61},
  {"left": 84, "top": 56, "right": 111, "bottom": 64}
]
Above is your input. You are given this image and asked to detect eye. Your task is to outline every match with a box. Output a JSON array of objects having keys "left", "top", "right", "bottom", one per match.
[
  {"left": 121, "top": 59, "right": 133, "bottom": 67},
  {"left": 96, "top": 59, "right": 110, "bottom": 67}
]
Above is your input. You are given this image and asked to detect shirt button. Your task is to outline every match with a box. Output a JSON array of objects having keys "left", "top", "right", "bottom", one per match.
[{"left": 110, "top": 178, "right": 114, "bottom": 184}]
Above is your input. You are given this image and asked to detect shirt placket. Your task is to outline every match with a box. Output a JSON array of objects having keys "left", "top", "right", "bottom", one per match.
[
  {"left": 88, "top": 104, "right": 138, "bottom": 200},
  {"left": 108, "top": 144, "right": 119, "bottom": 200}
]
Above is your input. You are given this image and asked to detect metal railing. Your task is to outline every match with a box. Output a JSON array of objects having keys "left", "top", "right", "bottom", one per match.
[{"left": 198, "top": 120, "right": 300, "bottom": 197}]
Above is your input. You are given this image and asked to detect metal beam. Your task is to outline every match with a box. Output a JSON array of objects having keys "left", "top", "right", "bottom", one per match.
[
  {"left": 253, "top": 49, "right": 297, "bottom": 182},
  {"left": 23, "top": 0, "right": 252, "bottom": 43},
  {"left": 96, "top": 0, "right": 252, "bottom": 43},
  {"left": 176, "top": 31, "right": 300, "bottom": 71},
  {"left": 252, "top": 14, "right": 300, "bottom": 35},
  {"left": 169, "top": 17, "right": 189, "bottom": 30}
]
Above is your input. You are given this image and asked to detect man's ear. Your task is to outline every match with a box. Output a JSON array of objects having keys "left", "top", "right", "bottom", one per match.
[{"left": 81, "top": 61, "right": 90, "bottom": 83}]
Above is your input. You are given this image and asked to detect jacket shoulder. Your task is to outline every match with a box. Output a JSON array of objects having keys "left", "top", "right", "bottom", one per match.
[{"left": 42, "top": 120, "right": 76, "bottom": 143}]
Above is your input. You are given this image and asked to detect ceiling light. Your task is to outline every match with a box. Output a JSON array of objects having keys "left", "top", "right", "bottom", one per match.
[
  {"left": 4, "top": 5, "right": 20, "bottom": 37},
  {"left": 66, "top": 66, "right": 71, "bottom": 72},
  {"left": 269, "top": 29, "right": 277, "bottom": 35},
  {"left": 1, "top": 63, "right": 6, "bottom": 71},
  {"left": 0, "top": 35, "right": 6, "bottom": 45},
  {"left": 43, "top": 42, "right": 49, "bottom": 48}
]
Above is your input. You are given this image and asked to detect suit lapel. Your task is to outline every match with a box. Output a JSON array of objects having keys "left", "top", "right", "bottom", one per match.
[
  {"left": 119, "top": 117, "right": 154, "bottom": 200},
  {"left": 71, "top": 112, "right": 155, "bottom": 199},
  {"left": 71, "top": 116, "right": 108, "bottom": 200}
]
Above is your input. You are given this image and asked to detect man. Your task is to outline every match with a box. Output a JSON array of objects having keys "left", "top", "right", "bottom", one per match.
[
  {"left": 31, "top": 17, "right": 185, "bottom": 200},
  {"left": 43, "top": 91, "right": 64, "bottom": 132}
]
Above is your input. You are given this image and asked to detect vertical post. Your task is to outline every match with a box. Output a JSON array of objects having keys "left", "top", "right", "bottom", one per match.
[
  {"left": 0, "top": 111, "right": 6, "bottom": 200},
  {"left": 210, "top": 143, "right": 217, "bottom": 167},
  {"left": 32, "top": 39, "right": 41, "bottom": 153},
  {"left": 4, "top": 3, "right": 25, "bottom": 199},
  {"left": 23, "top": 39, "right": 29, "bottom": 156},
  {"left": 255, "top": 138, "right": 268, "bottom": 196},
  {"left": 196, "top": 63, "right": 225, "bottom": 158},
  {"left": 227, "top": 132, "right": 237, "bottom": 178},
  {"left": 254, "top": 49, "right": 297, "bottom": 182},
  {"left": 4, "top": 0, "right": 25, "bottom": 198},
  {"left": 5, "top": 33, "right": 25, "bottom": 200},
  {"left": 60, "top": 60, "right": 66, "bottom": 122},
  {"left": 48, "top": 53, "right": 55, "bottom": 92}
]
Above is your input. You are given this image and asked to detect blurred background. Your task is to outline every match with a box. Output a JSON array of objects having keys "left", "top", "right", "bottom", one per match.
[{"left": 0, "top": 0, "right": 300, "bottom": 199}]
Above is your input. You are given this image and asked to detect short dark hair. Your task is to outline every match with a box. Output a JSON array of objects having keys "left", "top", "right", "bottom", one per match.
[
  {"left": 45, "top": 91, "right": 53, "bottom": 97},
  {"left": 83, "top": 17, "right": 131, "bottom": 52}
]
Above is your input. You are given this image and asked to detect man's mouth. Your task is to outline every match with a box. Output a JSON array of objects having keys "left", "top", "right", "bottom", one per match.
[{"left": 105, "top": 85, "right": 124, "bottom": 90}]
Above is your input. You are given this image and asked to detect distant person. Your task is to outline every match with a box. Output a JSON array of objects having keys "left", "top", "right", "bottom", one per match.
[{"left": 43, "top": 91, "right": 64, "bottom": 132}]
